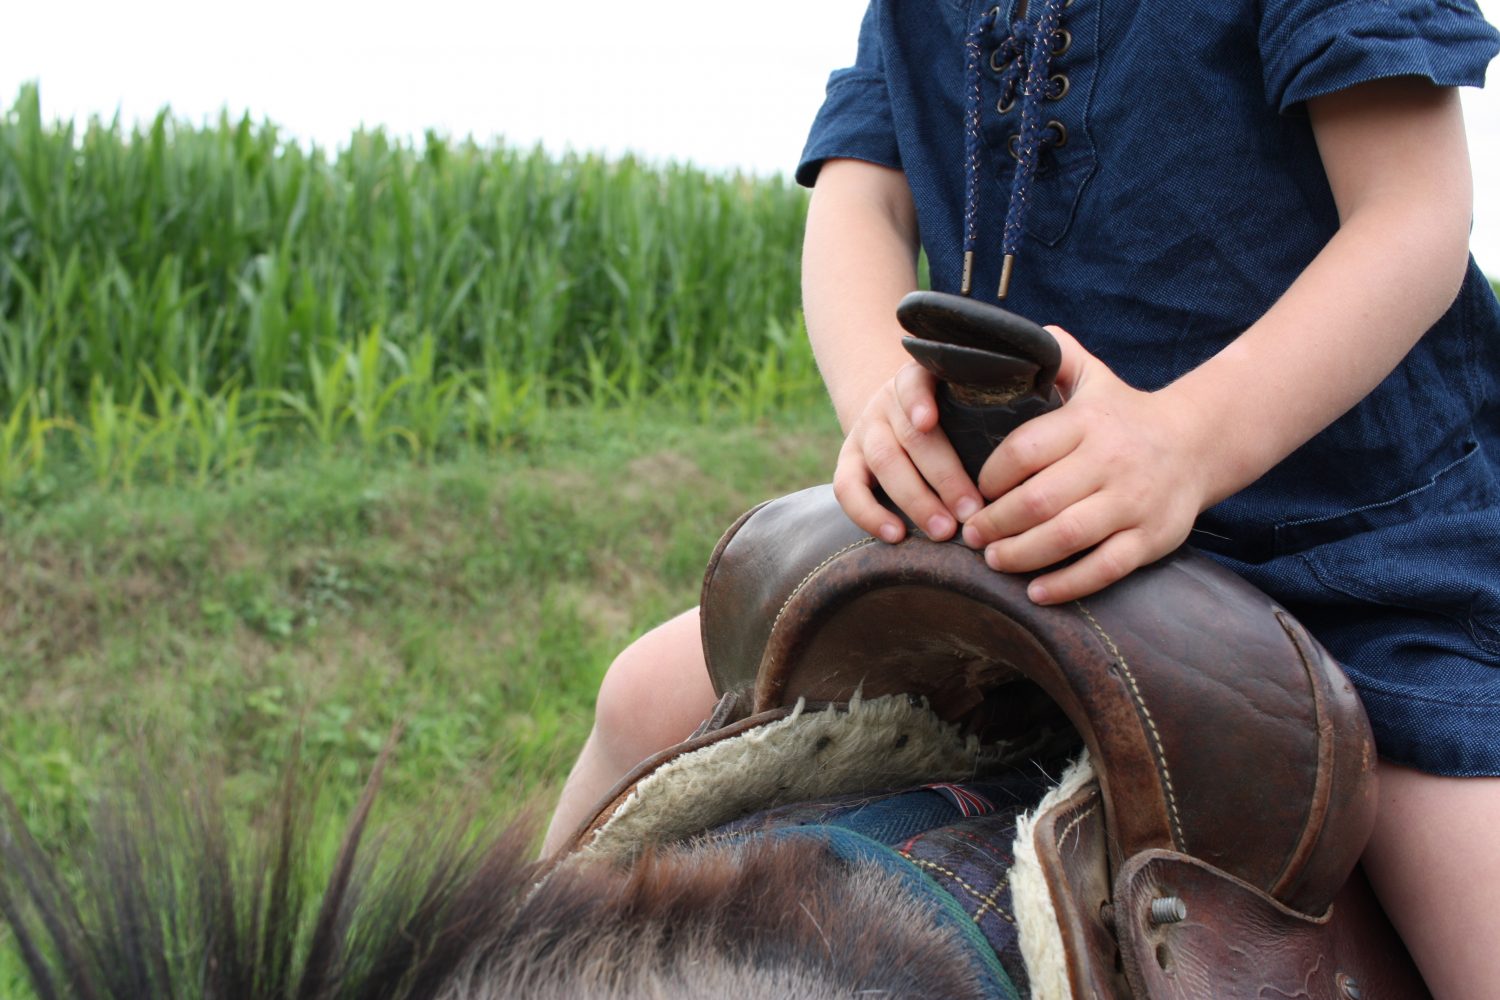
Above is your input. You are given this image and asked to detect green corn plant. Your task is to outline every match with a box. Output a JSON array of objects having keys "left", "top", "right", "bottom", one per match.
[
  {"left": 714, "top": 315, "right": 823, "bottom": 422},
  {"left": 74, "top": 377, "right": 168, "bottom": 490},
  {"left": 464, "top": 363, "right": 542, "bottom": 451},
  {"left": 137, "top": 366, "right": 183, "bottom": 485},
  {"left": 0, "top": 388, "right": 59, "bottom": 498},
  {"left": 343, "top": 327, "right": 417, "bottom": 457},
  {"left": 277, "top": 347, "right": 352, "bottom": 454},
  {"left": 177, "top": 378, "right": 261, "bottom": 486},
  {"left": 2, "top": 84, "right": 822, "bottom": 481},
  {"left": 401, "top": 331, "right": 468, "bottom": 462}
]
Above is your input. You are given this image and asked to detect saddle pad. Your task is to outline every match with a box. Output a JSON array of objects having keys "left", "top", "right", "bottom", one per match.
[
  {"left": 579, "top": 693, "right": 1022, "bottom": 861},
  {"left": 709, "top": 767, "right": 1065, "bottom": 994}
]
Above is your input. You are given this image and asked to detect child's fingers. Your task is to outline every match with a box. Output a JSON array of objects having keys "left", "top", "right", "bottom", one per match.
[
  {"left": 1023, "top": 528, "right": 1153, "bottom": 605},
  {"left": 965, "top": 439, "right": 1095, "bottom": 548},
  {"left": 833, "top": 443, "right": 908, "bottom": 543},
  {"left": 892, "top": 363, "right": 940, "bottom": 433},
  {"left": 853, "top": 422, "right": 960, "bottom": 541},
  {"left": 980, "top": 492, "right": 1115, "bottom": 574},
  {"left": 912, "top": 443, "right": 984, "bottom": 526},
  {"left": 834, "top": 434, "right": 959, "bottom": 543},
  {"left": 1043, "top": 324, "right": 1092, "bottom": 399},
  {"left": 975, "top": 413, "right": 1083, "bottom": 502},
  {"left": 881, "top": 388, "right": 982, "bottom": 527}
]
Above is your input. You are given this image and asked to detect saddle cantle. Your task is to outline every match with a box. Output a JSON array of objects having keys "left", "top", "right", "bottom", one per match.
[{"left": 570, "top": 292, "right": 1428, "bottom": 998}]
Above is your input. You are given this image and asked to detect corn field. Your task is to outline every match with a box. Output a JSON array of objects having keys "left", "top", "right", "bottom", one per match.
[{"left": 0, "top": 85, "right": 819, "bottom": 494}]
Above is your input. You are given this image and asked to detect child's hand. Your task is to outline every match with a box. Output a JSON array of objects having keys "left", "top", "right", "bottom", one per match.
[
  {"left": 961, "top": 326, "right": 1214, "bottom": 605},
  {"left": 833, "top": 363, "right": 986, "bottom": 544}
]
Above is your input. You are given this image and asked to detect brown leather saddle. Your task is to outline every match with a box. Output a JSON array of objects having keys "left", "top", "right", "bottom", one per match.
[{"left": 570, "top": 293, "right": 1429, "bottom": 999}]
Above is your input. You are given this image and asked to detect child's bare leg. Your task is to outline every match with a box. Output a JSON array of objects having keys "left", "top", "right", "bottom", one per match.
[
  {"left": 541, "top": 608, "right": 716, "bottom": 856},
  {"left": 1361, "top": 762, "right": 1500, "bottom": 998}
]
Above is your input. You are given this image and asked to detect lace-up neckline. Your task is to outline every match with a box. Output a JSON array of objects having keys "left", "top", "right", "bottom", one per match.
[{"left": 961, "top": 0, "right": 1070, "bottom": 299}]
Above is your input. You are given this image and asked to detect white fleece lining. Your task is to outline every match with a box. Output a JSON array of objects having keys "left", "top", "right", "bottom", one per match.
[
  {"left": 1010, "top": 751, "right": 1097, "bottom": 1000},
  {"left": 583, "top": 693, "right": 1010, "bottom": 861}
]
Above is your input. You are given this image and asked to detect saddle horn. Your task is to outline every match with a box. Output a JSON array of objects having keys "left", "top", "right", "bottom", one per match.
[{"left": 897, "top": 290, "right": 1062, "bottom": 479}]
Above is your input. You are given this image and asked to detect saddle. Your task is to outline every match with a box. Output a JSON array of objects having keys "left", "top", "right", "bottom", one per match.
[{"left": 568, "top": 293, "right": 1428, "bottom": 999}]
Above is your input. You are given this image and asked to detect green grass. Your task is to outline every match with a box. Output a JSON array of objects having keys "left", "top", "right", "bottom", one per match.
[
  {"left": 0, "top": 407, "right": 840, "bottom": 821},
  {"left": 0, "top": 404, "right": 843, "bottom": 989}
]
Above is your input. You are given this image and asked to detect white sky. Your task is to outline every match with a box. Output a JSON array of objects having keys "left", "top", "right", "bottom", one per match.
[{"left": 2, "top": 0, "right": 1498, "bottom": 269}]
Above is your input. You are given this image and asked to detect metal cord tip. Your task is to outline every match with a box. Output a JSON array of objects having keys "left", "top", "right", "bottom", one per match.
[
  {"left": 998, "top": 254, "right": 1016, "bottom": 299},
  {"left": 961, "top": 251, "right": 976, "bottom": 297}
]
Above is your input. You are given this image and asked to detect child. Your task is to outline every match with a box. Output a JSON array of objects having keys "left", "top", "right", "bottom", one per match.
[{"left": 547, "top": 2, "right": 1500, "bottom": 994}]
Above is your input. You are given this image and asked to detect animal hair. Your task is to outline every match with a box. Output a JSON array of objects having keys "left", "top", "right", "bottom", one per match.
[{"left": 1, "top": 749, "right": 999, "bottom": 1000}]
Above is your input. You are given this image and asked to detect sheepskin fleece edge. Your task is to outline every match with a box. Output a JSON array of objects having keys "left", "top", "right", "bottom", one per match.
[
  {"left": 583, "top": 693, "right": 994, "bottom": 860},
  {"left": 1011, "top": 752, "right": 1096, "bottom": 1000}
]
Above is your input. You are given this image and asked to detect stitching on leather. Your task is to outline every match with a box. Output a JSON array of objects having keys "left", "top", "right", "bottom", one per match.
[
  {"left": 902, "top": 856, "right": 1015, "bottom": 924},
  {"left": 1074, "top": 602, "right": 1186, "bottom": 850},
  {"left": 1055, "top": 800, "right": 1099, "bottom": 851},
  {"left": 770, "top": 537, "right": 878, "bottom": 634}
]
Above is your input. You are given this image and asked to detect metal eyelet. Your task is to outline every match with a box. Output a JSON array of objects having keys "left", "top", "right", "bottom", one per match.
[
  {"left": 990, "top": 48, "right": 1013, "bottom": 74},
  {"left": 1047, "top": 73, "right": 1070, "bottom": 101},
  {"left": 1051, "top": 27, "right": 1073, "bottom": 56},
  {"left": 997, "top": 91, "right": 1017, "bottom": 115},
  {"left": 1007, "top": 121, "right": 1069, "bottom": 161}
]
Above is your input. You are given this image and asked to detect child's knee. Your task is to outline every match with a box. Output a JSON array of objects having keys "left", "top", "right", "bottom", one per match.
[
  {"left": 592, "top": 610, "right": 711, "bottom": 762},
  {"left": 593, "top": 640, "right": 670, "bottom": 738}
]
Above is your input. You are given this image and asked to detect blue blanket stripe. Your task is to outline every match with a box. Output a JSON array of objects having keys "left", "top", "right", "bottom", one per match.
[{"left": 766, "top": 825, "right": 1021, "bottom": 1000}]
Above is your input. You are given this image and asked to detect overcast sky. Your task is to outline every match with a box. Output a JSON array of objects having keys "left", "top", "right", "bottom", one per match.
[{"left": 3, "top": 0, "right": 1498, "bottom": 269}]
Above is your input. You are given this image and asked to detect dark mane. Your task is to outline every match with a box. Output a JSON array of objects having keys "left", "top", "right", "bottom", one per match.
[{"left": 2, "top": 751, "right": 995, "bottom": 999}]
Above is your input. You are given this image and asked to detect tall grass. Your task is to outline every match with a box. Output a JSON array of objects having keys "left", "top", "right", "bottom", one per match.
[{"left": 0, "top": 85, "right": 820, "bottom": 493}]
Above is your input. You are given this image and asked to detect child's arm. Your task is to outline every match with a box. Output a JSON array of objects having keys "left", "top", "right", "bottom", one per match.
[
  {"left": 961, "top": 77, "right": 1475, "bottom": 604},
  {"left": 804, "top": 158, "right": 985, "bottom": 544}
]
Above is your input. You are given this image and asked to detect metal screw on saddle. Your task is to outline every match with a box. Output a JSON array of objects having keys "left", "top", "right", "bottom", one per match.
[
  {"left": 1149, "top": 897, "right": 1187, "bottom": 926},
  {"left": 1337, "top": 974, "right": 1362, "bottom": 1000}
]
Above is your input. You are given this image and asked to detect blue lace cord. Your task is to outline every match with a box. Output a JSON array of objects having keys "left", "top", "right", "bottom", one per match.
[
  {"left": 961, "top": 4, "right": 1002, "bottom": 296},
  {"left": 961, "top": 0, "right": 1067, "bottom": 299}
]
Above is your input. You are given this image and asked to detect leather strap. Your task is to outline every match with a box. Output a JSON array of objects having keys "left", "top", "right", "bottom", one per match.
[{"left": 1029, "top": 781, "right": 1131, "bottom": 998}]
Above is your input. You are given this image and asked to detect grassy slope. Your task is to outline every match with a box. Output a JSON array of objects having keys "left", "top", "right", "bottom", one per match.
[{"left": 0, "top": 406, "right": 841, "bottom": 849}]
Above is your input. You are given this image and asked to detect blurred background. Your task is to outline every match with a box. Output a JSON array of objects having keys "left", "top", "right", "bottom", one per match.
[{"left": 4, "top": 0, "right": 1498, "bottom": 265}]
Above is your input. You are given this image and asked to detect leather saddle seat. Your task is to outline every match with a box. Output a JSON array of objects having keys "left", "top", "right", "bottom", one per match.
[{"left": 570, "top": 293, "right": 1429, "bottom": 999}]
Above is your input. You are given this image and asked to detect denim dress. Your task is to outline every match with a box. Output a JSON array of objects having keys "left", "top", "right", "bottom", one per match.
[{"left": 798, "top": 0, "right": 1500, "bottom": 776}]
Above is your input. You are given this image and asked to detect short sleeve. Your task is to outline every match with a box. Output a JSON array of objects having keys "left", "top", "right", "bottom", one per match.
[
  {"left": 795, "top": 1, "right": 902, "bottom": 187},
  {"left": 1259, "top": 0, "right": 1500, "bottom": 111}
]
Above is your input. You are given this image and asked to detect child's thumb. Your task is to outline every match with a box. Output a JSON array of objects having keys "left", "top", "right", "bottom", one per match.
[{"left": 1043, "top": 324, "right": 1096, "bottom": 399}]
